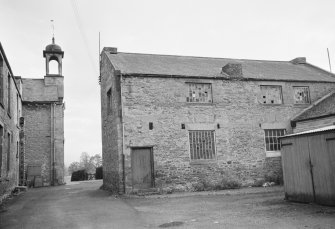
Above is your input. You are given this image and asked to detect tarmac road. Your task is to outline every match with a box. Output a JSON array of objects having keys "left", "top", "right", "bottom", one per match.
[
  {"left": 1, "top": 180, "right": 335, "bottom": 229},
  {"left": 0, "top": 180, "right": 146, "bottom": 229}
]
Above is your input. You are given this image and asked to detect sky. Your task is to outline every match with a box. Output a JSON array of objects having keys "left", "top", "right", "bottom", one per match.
[{"left": 1, "top": 0, "right": 335, "bottom": 166}]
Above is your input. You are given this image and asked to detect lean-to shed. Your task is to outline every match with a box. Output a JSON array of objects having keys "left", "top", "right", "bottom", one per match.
[{"left": 280, "top": 125, "right": 335, "bottom": 206}]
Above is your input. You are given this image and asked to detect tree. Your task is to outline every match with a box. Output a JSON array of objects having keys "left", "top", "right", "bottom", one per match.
[
  {"left": 90, "top": 154, "right": 102, "bottom": 168},
  {"left": 68, "top": 152, "right": 103, "bottom": 175},
  {"left": 68, "top": 161, "right": 81, "bottom": 174}
]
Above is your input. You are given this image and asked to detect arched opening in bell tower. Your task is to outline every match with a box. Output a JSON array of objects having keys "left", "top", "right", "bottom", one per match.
[{"left": 49, "top": 59, "right": 59, "bottom": 75}]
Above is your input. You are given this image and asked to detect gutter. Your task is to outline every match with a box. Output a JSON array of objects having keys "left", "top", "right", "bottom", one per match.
[{"left": 120, "top": 73, "right": 335, "bottom": 83}]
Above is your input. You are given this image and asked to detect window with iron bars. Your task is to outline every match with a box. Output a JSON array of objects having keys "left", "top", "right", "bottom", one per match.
[
  {"left": 264, "top": 129, "right": 285, "bottom": 151},
  {"left": 189, "top": 130, "right": 216, "bottom": 160}
]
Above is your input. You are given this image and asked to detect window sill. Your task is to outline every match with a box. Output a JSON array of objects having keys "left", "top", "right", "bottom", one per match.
[
  {"left": 185, "top": 102, "right": 214, "bottom": 106},
  {"left": 260, "top": 103, "right": 283, "bottom": 106},
  {"left": 266, "top": 151, "right": 281, "bottom": 157},
  {"left": 190, "top": 159, "right": 217, "bottom": 165},
  {"left": 293, "top": 103, "right": 310, "bottom": 106}
]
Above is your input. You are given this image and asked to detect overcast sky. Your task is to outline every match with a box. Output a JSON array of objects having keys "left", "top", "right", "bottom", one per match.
[{"left": 1, "top": 0, "right": 335, "bottom": 166}]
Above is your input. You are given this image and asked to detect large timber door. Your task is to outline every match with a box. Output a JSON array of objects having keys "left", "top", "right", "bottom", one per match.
[
  {"left": 281, "top": 137, "right": 315, "bottom": 203},
  {"left": 310, "top": 133, "right": 335, "bottom": 205},
  {"left": 281, "top": 131, "right": 335, "bottom": 205},
  {"left": 131, "top": 147, "right": 154, "bottom": 189}
]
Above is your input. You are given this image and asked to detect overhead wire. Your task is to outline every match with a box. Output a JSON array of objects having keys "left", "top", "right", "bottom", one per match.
[{"left": 70, "top": 0, "right": 98, "bottom": 76}]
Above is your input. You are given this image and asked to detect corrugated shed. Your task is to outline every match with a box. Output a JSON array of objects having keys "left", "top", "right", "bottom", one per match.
[{"left": 105, "top": 51, "right": 335, "bottom": 82}]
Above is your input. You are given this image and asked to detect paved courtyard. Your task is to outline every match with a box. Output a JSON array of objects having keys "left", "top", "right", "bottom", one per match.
[{"left": 0, "top": 180, "right": 334, "bottom": 229}]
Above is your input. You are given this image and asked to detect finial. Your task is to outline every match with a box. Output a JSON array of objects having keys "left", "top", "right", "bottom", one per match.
[{"left": 51, "top": 19, "right": 55, "bottom": 43}]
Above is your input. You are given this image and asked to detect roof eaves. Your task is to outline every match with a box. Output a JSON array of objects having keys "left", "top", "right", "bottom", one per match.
[
  {"left": 0, "top": 42, "right": 23, "bottom": 98},
  {"left": 121, "top": 73, "right": 335, "bottom": 83}
]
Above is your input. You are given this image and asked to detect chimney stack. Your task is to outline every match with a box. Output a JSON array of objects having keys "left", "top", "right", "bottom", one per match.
[
  {"left": 221, "top": 63, "right": 243, "bottom": 78},
  {"left": 290, "top": 57, "right": 306, "bottom": 64}
]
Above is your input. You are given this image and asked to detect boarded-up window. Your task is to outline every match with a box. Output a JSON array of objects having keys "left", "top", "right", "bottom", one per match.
[
  {"left": 189, "top": 130, "right": 215, "bottom": 160},
  {"left": 107, "top": 88, "right": 112, "bottom": 114},
  {"left": 260, "top": 85, "right": 283, "bottom": 104},
  {"left": 293, "top": 86, "right": 310, "bottom": 104},
  {"left": 186, "top": 83, "right": 212, "bottom": 103},
  {"left": 264, "top": 129, "right": 285, "bottom": 151}
]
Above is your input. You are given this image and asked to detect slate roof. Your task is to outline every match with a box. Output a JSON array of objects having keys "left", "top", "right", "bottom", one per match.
[
  {"left": 292, "top": 91, "right": 335, "bottom": 122},
  {"left": 105, "top": 51, "right": 335, "bottom": 82},
  {"left": 22, "top": 78, "right": 59, "bottom": 102}
]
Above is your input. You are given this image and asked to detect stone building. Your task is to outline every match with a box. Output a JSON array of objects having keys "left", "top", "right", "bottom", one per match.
[
  {"left": 22, "top": 37, "right": 65, "bottom": 186},
  {"left": 0, "top": 38, "right": 65, "bottom": 200},
  {"left": 0, "top": 43, "right": 23, "bottom": 200},
  {"left": 100, "top": 48, "right": 335, "bottom": 193}
]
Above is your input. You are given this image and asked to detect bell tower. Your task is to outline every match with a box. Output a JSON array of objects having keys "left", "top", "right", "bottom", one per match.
[{"left": 43, "top": 37, "right": 64, "bottom": 76}]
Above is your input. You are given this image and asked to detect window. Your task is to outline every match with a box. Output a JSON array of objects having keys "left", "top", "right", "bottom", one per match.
[
  {"left": 17, "top": 93, "right": 19, "bottom": 124},
  {"left": 186, "top": 83, "right": 212, "bottom": 103},
  {"left": 0, "top": 126, "right": 3, "bottom": 176},
  {"left": 0, "top": 55, "right": 3, "bottom": 106},
  {"left": 264, "top": 129, "right": 285, "bottom": 151},
  {"left": 293, "top": 86, "right": 310, "bottom": 104},
  {"left": 189, "top": 130, "right": 216, "bottom": 160},
  {"left": 7, "top": 132, "right": 10, "bottom": 171},
  {"left": 107, "top": 88, "right": 112, "bottom": 114},
  {"left": 260, "top": 85, "right": 283, "bottom": 104},
  {"left": 7, "top": 74, "right": 11, "bottom": 115}
]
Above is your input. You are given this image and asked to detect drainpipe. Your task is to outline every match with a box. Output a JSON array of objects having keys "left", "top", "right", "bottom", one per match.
[
  {"left": 119, "top": 72, "right": 126, "bottom": 194},
  {"left": 50, "top": 103, "right": 56, "bottom": 186}
]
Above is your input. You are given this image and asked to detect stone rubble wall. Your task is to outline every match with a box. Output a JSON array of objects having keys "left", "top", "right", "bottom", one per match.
[{"left": 120, "top": 77, "right": 335, "bottom": 192}]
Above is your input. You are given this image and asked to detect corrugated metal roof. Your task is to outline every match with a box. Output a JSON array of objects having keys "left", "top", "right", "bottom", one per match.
[
  {"left": 104, "top": 51, "right": 335, "bottom": 82},
  {"left": 281, "top": 125, "right": 335, "bottom": 138}
]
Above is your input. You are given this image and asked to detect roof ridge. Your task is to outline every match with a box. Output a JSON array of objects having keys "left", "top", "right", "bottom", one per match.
[{"left": 111, "top": 51, "right": 291, "bottom": 63}]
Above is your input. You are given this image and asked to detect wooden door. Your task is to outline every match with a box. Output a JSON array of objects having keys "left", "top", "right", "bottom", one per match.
[
  {"left": 281, "top": 137, "right": 314, "bottom": 203},
  {"left": 309, "top": 133, "right": 335, "bottom": 205},
  {"left": 131, "top": 147, "right": 154, "bottom": 189}
]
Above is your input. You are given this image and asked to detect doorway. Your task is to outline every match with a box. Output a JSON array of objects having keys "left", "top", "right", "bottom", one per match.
[{"left": 131, "top": 147, "right": 154, "bottom": 189}]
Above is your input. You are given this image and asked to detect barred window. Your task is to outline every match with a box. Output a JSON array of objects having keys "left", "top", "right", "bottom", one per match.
[
  {"left": 293, "top": 86, "right": 310, "bottom": 104},
  {"left": 260, "top": 85, "right": 283, "bottom": 104},
  {"left": 186, "top": 83, "right": 212, "bottom": 103},
  {"left": 189, "top": 130, "right": 215, "bottom": 160},
  {"left": 264, "top": 129, "right": 285, "bottom": 151}
]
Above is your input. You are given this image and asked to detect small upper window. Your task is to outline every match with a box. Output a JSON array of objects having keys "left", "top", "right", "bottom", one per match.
[
  {"left": 107, "top": 88, "right": 112, "bottom": 114},
  {"left": 293, "top": 86, "right": 310, "bottom": 104},
  {"left": 259, "top": 85, "right": 283, "bottom": 104},
  {"left": 186, "top": 83, "right": 212, "bottom": 103}
]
